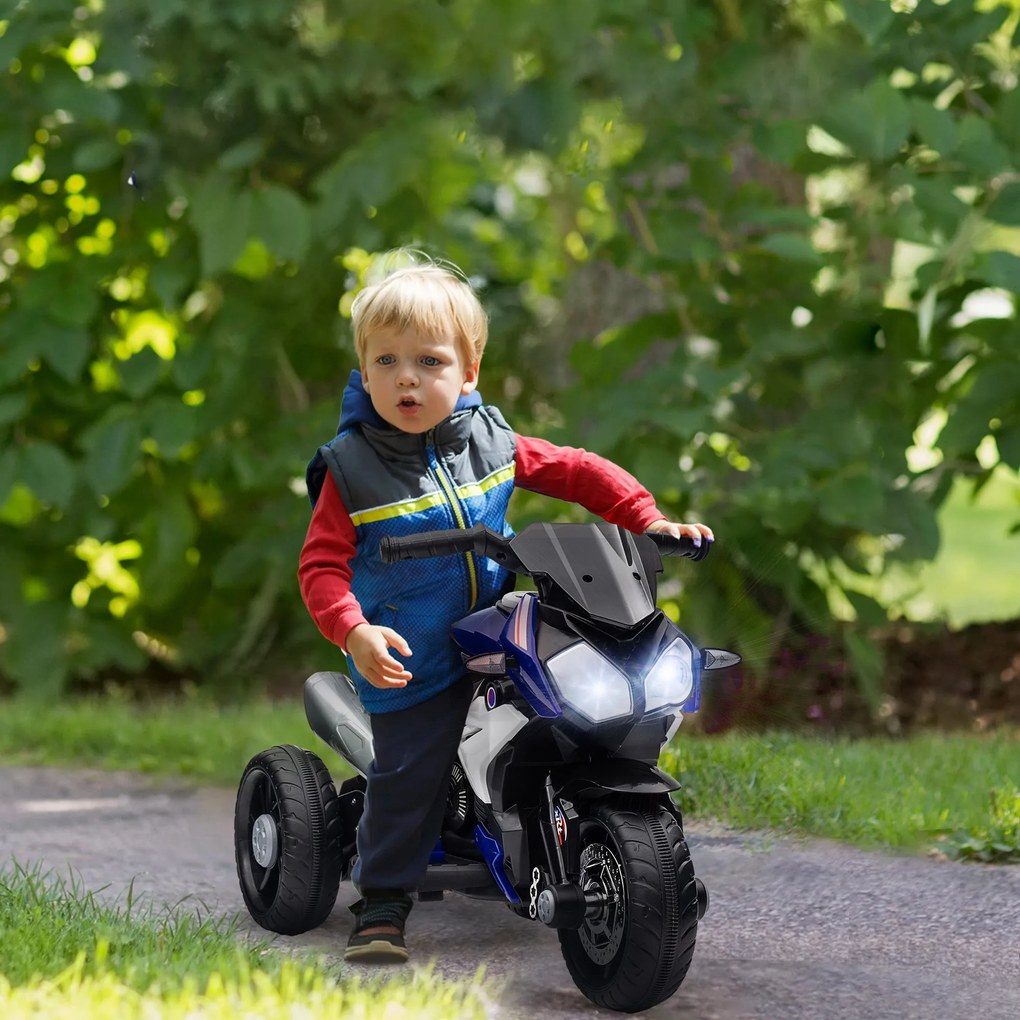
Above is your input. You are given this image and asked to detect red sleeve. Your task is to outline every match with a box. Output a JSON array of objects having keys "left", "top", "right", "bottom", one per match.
[
  {"left": 297, "top": 472, "right": 368, "bottom": 651},
  {"left": 514, "top": 434, "right": 665, "bottom": 533}
]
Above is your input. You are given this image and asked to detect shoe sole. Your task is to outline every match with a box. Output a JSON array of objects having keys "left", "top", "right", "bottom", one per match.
[{"left": 344, "top": 939, "right": 409, "bottom": 963}]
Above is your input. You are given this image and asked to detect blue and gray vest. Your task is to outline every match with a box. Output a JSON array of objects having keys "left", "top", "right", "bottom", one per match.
[{"left": 306, "top": 372, "right": 517, "bottom": 713}]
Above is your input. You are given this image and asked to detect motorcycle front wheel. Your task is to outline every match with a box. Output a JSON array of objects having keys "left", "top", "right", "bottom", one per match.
[{"left": 558, "top": 800, "right": 700, "bottom": 1013}]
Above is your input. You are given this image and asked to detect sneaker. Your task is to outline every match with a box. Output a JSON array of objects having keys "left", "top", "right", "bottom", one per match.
[{"left": 344, "top": 892, "right": 412, "bottom": 963}]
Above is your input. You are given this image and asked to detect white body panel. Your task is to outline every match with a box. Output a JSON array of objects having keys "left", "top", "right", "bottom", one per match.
[{"left": 459, "top": 696, "right": 529, "bottom": 805}]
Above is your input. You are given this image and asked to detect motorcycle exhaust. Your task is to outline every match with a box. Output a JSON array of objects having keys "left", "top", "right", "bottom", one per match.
[{"left": 303, "top": 671, "right": 375, "bottom": 777}]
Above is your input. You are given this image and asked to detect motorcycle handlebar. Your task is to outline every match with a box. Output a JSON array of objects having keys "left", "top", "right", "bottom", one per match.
[
  {"left": 645, "top": 532, "right": 712, "bottom": 561},
  {"left": 379, "top": 524, "right": 520, "bottom": 569},
  {"left": 380, "top": 523, "right": 711, "bottom": 568}
]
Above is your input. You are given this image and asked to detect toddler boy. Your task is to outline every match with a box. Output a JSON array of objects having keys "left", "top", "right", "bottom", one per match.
[{"left": 299, "top": 258, "right": 712, "bottom": 962}]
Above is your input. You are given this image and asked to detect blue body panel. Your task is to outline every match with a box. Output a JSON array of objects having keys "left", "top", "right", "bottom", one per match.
[
  {"left": 474, "top": 824, "right": 521, "bottom": 904},
  {"left": 451, "top": 605, "right": 506, "bottom": 657},
  {"left": 501, "top": 593, "right": 561, "bottom": 718}
]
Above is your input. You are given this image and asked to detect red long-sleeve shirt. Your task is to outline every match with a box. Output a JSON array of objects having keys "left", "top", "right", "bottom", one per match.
[{"left": 298, "top": 434, "right": 665, "bottom": 651}]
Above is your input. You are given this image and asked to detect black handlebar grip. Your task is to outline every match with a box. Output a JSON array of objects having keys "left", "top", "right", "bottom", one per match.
[
  {"left": 647, "top": 532, "right": 712, "bottom": 561},
  {"left": 379, "top": 529, "right": 479, "bottom": 564}
]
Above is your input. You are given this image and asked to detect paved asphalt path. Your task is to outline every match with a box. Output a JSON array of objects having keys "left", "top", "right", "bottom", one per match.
[{"left": 3, "top": 764, "right": 1020, "bottom": 1020}]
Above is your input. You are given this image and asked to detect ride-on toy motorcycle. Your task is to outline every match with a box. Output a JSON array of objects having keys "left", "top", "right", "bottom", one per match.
[{"left": 234, "top": 521, "right": 739, "bottom": 1013}]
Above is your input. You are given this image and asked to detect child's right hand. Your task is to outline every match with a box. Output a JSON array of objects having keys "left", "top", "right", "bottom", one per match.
[{"left": 346, "top": 623, "right": 413, "bottom": 688}]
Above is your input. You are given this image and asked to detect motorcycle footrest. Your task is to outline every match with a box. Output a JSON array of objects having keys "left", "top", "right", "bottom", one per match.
[{"left": 418, "top": 862, "right": 494, "bottom": 892}]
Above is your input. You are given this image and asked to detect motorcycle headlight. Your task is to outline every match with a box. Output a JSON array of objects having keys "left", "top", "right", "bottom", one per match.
[
  {"left": 546, "top": 643, "right": 633, "bottom": 725},
  {"left": 644, "top": 640, "right": 695, "bottom": 713}
]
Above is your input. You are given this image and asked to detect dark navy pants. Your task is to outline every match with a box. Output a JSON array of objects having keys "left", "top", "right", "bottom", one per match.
[{"left": 352, "top": 678, "right": 475, "bottom": 892}]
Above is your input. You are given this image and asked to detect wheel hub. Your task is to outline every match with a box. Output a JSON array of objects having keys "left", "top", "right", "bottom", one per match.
[
  {"left": 251, "top": 813, "right": 279, "bottom": 869},
  {"left": 578, "top": 841, "right": 625, "bottom": 964}
]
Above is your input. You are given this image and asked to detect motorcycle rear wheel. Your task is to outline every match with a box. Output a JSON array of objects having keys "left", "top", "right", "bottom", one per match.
[
  {"left": 558, "top": 800, "right": 699, "bottom": 1013},
  {"left": 234, "top": 744, "right": 343, "bottom": 935}
]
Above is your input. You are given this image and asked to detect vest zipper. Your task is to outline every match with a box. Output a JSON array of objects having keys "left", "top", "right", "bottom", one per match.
[{"left": 425, "top": 428, "right": 478, "bottom": 610}]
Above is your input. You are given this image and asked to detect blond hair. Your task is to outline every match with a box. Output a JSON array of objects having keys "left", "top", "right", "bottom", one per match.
[{"left": 351, "top": 255, "right": 488, "bottom": 366}]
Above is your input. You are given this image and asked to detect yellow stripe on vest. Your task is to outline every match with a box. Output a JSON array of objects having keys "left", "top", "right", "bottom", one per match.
[
  {"left": 350, "top": 491, "right": 445, "bottom": 526},
  {"left": 454, "top": 463, "right": 516, "bottom": 502},
  {"left": 349, "top": 463, "right": 515, "bottom": 526}
]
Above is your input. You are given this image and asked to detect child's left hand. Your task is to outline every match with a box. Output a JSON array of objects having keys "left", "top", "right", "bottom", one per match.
[{"left": 645, "top": 518, "right": 714, "bottom": 548}]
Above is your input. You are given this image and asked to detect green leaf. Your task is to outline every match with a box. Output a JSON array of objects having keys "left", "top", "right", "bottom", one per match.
[
  {"left": 817, "top": 469, "right": 885, "bottom": 528},
  {"left": 0, "top": 449, "right": 17, "bottom": 507},
  {"left": 79, "top": 411, "right": 143, "bottom": 496},
  {"left": 256, "top": 185, "right": 311, "bottom": 262},
  {"left": 843, "top": 630, "right": 885, "bottom": 713},
  {"left": 996, "top": 425, "right": 1020, "bottom": 470},
  {"left": 911, "top": 179, "right": 969, "bottom": 235},
  {"left": 36, "top": 323, "right": 92, "bottom": 383},
  {"left": 986, "top": 184, "right": 1020, "bottom": 227},
  {"left": 144, "top": 397, "right": 198, "bottom": 458},
  {"left": 845, "top": 591, "right": 889, "bottom": 628},
  {"left": 139, "top": 492, "right": 198, "bottom": 605},
  {"left": 977, "top": 252, "right": 1020, "bottom": 292},
  {"left": 0, "top": 392, "right": 28, "bottom": 427},
  {"left": 69, "top": 616, "right": 148, "bottom": 675},
  {"left": 73, "top": 138, "right": 121, "bottom": 172},
  {"left": 42, "top": 65, "right": 121, "bottom": 124},
  {"left": 218, "top": 137, "right": 266, "bottom": 170},
  {"left": 0, "top": 128, "right": 31, "bottom": 176},
  {"left": 119, "top": 347, "right": 165, "bottom": 398},
  {"left": 909, "top": 98, "right": 956, "bottom": 156},
  {"left": 0, "top": 602, "right": 69, "bottom": 697},
  {"left": 883, "top": 488, "right": 940, "bottom": 561},
  {"left": 19, "top": 442, "right": 76, "bottom": 509},
  {"left": 953, "top": 116, "right": 1012, "bottom": 176},
  {"left": 759, "top": 232, "right": 822, "bottom": 265},
  {"left": 821, "top": 79, "right": 910, "bottom": 162},
  {"left": 842, "top": 0, "right": 895, "bottom": 44},
  {"left": 188, "top": 172, "right": 254, "bottom": 276}
]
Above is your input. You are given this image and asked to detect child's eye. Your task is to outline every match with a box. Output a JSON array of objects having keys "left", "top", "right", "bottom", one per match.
[
  {"left": 376, "top": 354, "right": 395, "bottom": 365},
  {"left": 420, "top": 355, "right": 441, "bottom": 367}
]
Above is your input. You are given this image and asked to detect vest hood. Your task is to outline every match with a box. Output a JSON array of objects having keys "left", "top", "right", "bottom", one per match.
[{"left": 305, "top": 370, "right": 484, "bottom": 505}]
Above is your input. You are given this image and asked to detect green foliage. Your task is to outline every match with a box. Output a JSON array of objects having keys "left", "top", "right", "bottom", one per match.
[
  {"left": 943, "top": 783, "right": 1020, "bottom": 862},
  {"left": 0, "top": 1, "right": 1017, "bottom": 704}
]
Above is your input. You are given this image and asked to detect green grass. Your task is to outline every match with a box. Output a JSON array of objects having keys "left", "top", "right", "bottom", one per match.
[
  {"left": 662, "top": 728, "right": 1020, "bottom": 857},
  {"left": 2, "top": 694, "right": 1017, "bottom": 858},
  {"left": 0, "top": 863, "right": 489, "bottom": 1020},
  {"left": 0, "top": 694, "right": 328, "bottom": 787}
]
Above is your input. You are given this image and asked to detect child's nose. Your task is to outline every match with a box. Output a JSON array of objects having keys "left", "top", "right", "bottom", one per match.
[{"left": 396, "top": 362, "right": 418, "bottom": 385}]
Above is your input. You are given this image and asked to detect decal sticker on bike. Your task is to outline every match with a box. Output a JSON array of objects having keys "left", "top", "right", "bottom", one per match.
[{"left": 554, "top": 806, "right": 567, "bottom": 846}]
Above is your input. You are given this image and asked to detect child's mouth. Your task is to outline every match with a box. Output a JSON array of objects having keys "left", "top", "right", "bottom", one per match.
[{"left": 397, "top": 398, "right": 420, "bottom": 415}]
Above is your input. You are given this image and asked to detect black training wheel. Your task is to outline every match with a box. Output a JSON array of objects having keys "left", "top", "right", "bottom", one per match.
[{"left": 234, "top": 744, "right": 343, "bottom": 935}]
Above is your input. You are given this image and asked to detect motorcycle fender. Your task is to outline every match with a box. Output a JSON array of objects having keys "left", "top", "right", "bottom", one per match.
[
  {"left": 548, "top": 761, "right": 682, "bottom": 882},
  {"left": 553, "top": 759, "right": 682, "bottom": 802}
]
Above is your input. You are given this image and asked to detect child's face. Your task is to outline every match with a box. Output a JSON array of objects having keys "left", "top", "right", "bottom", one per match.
[{"left": 360, "top": 326, "right": 479, "bottom": 435}]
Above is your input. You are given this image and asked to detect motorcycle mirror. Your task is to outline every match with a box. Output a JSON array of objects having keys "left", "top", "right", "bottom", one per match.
[{"left": 702, "top": 648, "right": 741, "bottom": 670}]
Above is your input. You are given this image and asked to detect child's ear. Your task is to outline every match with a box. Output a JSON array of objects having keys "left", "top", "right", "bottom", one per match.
[
  {"left": 359, "top": 364, "right": 370, "bottom": 391},
  {"left": 461, "top": 360, "right": 480, "bottom": 395}
]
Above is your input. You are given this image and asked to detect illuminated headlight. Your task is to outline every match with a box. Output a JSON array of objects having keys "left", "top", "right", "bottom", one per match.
[
  {"left": 644, "top": 640, "right": 695, "bottom": 713},
  {"left": 546, "top": 644, "right": 633, "bottom": 724}
]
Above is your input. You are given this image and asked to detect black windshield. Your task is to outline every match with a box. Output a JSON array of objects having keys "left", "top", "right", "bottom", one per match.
[{"left": 510, "top": 523, "right": 659, "bottom": 627}]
